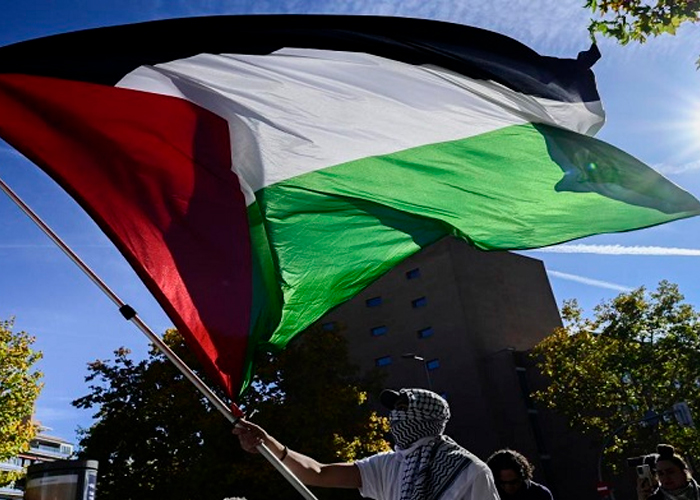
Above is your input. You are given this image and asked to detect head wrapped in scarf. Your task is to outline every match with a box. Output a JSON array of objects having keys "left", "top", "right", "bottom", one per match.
[
  {"left": 381, "top": 388, "right": 472, "bottom": 500},
  {"left": 384, "top": 388, "right": 450, "bottom": 449}
]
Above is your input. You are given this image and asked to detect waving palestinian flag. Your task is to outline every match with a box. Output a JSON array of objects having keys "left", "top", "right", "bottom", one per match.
[{"left": 0, "top": 15, "right": 698, "bottom": 398}]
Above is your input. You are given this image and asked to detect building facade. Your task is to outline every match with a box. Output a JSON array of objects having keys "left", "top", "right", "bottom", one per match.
[
  {"left": 320, "top": 237, "right": 601, "bottom": 500},
  {"left": 0, "top": 428, "right": 74, "bottom": 500}
]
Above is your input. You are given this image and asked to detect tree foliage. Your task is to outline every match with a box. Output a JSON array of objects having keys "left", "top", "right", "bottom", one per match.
[
  {"left": 586, "top": 0, "right": 700, "bottom": 66},
  {"left": 532, "top": 281, "right": 700, "bottom": 471},
  {"left": 0, "top": 318, "right": 42, "bottom": 486},
  {"left": 73, "top": 326, "right": 389, "bottom": 500}
]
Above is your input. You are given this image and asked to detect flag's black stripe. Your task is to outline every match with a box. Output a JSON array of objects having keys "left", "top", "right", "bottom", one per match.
[{"left": 0, "top": 15, "right": 600, "bottom": 103}]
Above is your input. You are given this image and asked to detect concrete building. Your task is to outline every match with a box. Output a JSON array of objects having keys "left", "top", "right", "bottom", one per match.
[
  {"left": 0, "top": 427, "right": 74, "bottom": 500},
  {"left": 319, "top": 237, "right": 601, "bottom": 500}
]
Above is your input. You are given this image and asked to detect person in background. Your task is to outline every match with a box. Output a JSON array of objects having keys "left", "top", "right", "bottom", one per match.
[
  {"left": 486, "top": 448, "right": 554, "bottom": 500},
  {"left": 638, "top": 444, "right": 698, "bottom": 500},
  {"left": 234, "top": 387, "right": 500, "bottom": 499}
]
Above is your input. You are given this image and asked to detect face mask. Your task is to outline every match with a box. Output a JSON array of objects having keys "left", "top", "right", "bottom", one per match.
[{"left": 388, "top": 389, "right": 449, "bottom": 449}]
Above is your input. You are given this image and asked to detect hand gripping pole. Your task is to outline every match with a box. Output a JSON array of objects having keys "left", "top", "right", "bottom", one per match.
[{"left": 0, "top": 175, "right": 318, "bottom": 500}]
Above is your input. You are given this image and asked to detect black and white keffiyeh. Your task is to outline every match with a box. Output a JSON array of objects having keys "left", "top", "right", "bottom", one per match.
[
  {"left": 661, "top": 479, "right": 700, "bottom": 500},
  {"left": 389, "top": 388, "right": 472, "bottom": 500}
]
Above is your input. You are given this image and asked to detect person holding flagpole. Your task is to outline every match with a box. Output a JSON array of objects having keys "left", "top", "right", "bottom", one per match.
[{"left": 234, "top": 387, "right": 499, "bottom": 500}]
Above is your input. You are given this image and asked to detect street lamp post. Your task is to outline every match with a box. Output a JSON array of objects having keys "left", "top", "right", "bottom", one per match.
[{"left": 401, "top": 353, "right": 433, "bottom": 391}]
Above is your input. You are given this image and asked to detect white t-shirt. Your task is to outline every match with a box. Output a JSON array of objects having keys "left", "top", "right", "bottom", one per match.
[{"left": 355, "top": 437, "right": 500, "bottom": 500}]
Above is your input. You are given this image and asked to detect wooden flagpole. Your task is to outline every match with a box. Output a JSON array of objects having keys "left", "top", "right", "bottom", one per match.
[{"left": 0, "top": 175, "right": 318, "bottom": 500}]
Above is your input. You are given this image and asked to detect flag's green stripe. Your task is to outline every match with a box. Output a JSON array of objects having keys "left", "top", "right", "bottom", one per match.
[
  {"left": 242, "top": 122, "right": 700, "bottom": 388},
  {"left": 238, "top": 201, "right": 283, "bottom": 393}
]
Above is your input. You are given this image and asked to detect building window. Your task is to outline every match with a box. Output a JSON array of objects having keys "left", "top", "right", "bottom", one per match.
[
  {"left": 426, "top": 359, "right": 440, "bottom": 371},
  {"left": 412, "top": 296, "right": 427, "bottom": 308},
  {"left": 406, "top": 268, "right": 421, "bottom": 280},
  {"left": 366, "top": 296, "right": 383, "bottom": 307},
  {"left": 375, "top": 355, "right": 392, "bottom": 367},
  {"left": 418, "top": 327, "right": 434, "bottom": 339},
  {"left": 371, "top": 325, "right": 388, "bottom": 337},
  {"left": 321, "top": 322, "right": 336, "bottom": 331}
]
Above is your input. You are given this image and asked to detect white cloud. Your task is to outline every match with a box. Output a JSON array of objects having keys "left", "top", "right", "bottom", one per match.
[
  {"left": 547, "top": 270, "right": 633, "bottom": 292},
  {"left": 532, "top": 244, "right": 700, "bottom": 256},
  {"left": 0, "top": 244, "right": 56, "bottom": 248},
  {"left": 0, "top": 243, "right": 108, "bottom": 248},
  {"left": 654, "top": 160, "right": 700, "bottom": 176}
]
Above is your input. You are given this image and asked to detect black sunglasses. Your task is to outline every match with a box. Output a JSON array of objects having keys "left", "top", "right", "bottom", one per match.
[{"left": 393, "top": 393, "right": 410, "bottom": 411}]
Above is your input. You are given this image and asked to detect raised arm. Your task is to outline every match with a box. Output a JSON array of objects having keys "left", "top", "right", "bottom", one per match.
[{"left": 233, "top": 418, "right": 362, "bottom": 489}]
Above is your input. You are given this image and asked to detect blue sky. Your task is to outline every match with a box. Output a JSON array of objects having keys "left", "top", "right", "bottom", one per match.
[{"left": 1, "top": 0, "right": 699, "bottom": 443}]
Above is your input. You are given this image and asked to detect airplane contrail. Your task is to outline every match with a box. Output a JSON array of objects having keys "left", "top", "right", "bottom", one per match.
[
  {"left": 547, "top": 270, "right": 634, "bottom": 292},
  {"left": 533, "top": 244, "right": 700, "bottom": 256}
]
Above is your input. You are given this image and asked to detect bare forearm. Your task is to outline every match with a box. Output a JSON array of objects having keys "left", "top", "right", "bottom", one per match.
[
  {"left": 266, "top": 439, "right": 359, "bottom": 488},
  {"left": 234, "top": 419, "right": 360, "bottom": 489},
  {"left": 254, "top": 436, "right": 321, "bottom": 482}
]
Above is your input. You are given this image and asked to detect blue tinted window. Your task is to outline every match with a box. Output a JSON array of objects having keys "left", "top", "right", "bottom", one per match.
[
  {"left": 375, "top": 356, "right": 392, "bottom": 367},
  {"left": 322, "top": 322, "right": 336, "bottom": 331},
  {"left": 412, "top": 297, "right": 427, "bottom": 308},
  {"left": 426, "top": 359, "right": 440, "bottom": 371},
  {"left": 406, "top": 268, "right": 421, "bottom": 280},
  {"left": 371, "top": 326, "right": 388, "bottom": 337},
  {"left": 366, "top": 296, "right": 382, "bottom": 307},
  {"left": 418, "top": 327, "right": 434, "bottom": 339}
]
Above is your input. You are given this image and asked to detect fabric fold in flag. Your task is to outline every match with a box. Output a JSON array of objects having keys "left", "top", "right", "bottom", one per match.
[{"left": 0, "top": 15, "right": 698, "bottom": 398}]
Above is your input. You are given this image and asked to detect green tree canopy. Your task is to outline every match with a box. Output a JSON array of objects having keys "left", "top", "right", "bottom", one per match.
[
  {"left": 532, "top": 280, "right": 700, "bottom": 472},
  {"left": 0, "top": 318, "right": 42, "bottom": 486},
  {"left": 73, "top": 326, "right": 389, "bottom": 500},
  {"left": 586, "top": 0, "right": 700, "bottom": 66}
]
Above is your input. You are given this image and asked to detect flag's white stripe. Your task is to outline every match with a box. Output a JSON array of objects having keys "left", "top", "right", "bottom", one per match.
[{"left": 117, "top": 48, "right": 603, "bottom": 205}]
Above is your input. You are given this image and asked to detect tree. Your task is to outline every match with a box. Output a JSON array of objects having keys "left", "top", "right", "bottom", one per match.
[
  {"left": 239, "top": 327, "right": 391, "bottom": 500},
  {"left": 586, "top": 0, "right": 700, "bottom": 66},
  {"left": 73, "top": 326, "right": 389, "bottom": 500},
  {"left": 0, "top": 318, "right": 42, "bottom": 486},
  {"left": 532, "top": 281, "right": 700, "bottom": 471}
]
